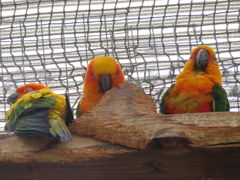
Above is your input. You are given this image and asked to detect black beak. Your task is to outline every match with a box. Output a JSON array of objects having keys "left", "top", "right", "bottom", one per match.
[
  {"left": 7, "top": 92, "right": 20, "bottom": 105},
  {"left": 99, "top": 75, "right": 112, "bottom": 93},
  {"left": 194, "top": 49, "right": 209, "bottom": 72}
]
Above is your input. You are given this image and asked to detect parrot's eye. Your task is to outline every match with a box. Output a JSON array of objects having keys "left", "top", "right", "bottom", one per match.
[
  {"left": 24, "top": 87, "right": 34, "bottom": 92},
  {"left": 90, "top": 71, "right": 95, "bottom": 79},
  {"left": 212, "top": 57, "right": 217, "bottom": 64},
  {"left": 115, "top": 70, "right": 118, "bottom": 77}
]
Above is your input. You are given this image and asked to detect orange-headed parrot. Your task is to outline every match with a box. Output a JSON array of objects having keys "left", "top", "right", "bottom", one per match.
[
  {"left": 76, "top": 56, "right": 126, "bottom": 117},
  {"left": 5, "top": 83, "right": 73, "bottom": 142},
  {"left": 160, "top": 45, "right": 229, "bottom": 114}
]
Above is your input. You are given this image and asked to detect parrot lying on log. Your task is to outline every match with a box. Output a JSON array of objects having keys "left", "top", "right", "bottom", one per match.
[
  {"left": 5, "top": 83, "right": 73, "bottom": 142},
  {"left": 76, "top": 56, "right": 126, "bottom": 118},
  {"left": 160, "top": 45, "right": 230, "bottom": 114}
]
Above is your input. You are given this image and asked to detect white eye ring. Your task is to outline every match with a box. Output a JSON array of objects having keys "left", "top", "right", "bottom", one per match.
[
  {"left": 212, "top": 57, "right": 217, "bottom": 64},
  {"left": 90, "top": 71, "right": 95, "bottom": 79},
  {"left": 24, "top": 87, "right": 34, "bottom": 92},
  {"left": 115, "top": 70, "right": 118, "bottom": 77}
]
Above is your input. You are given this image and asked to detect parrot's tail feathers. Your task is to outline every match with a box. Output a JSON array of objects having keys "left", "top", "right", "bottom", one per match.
[
  {"left": 65, "top": 94, "right": 73, "bottom": 127},
  {"left": 49, "top": 119, "right": 72, "bottom": 142},
  {"left": 4, "top": 123, "right": 9, "bottom": 132}
]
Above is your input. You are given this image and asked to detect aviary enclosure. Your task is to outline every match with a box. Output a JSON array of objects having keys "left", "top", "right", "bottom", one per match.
[{"left": 0, "top": 0, "right": 240, "bottom": 179}]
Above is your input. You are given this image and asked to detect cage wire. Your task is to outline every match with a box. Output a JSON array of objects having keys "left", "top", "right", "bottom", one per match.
[{"left": 0, "top": 0, "right": 239, "bottom": 132}]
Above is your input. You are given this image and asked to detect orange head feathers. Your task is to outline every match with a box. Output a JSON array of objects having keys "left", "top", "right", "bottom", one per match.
[
  {"left": 178, "top": 45, "right": 222, "bottom": 86},
  {"left": 16, "top": 83, "right": 47, "bottom": 94},
  {"left": 8, "top": 83, "right": 48, "bottom": 105},
  {"left": 83, "top": 56, "right": 125, "bottom": 97},
  {"left": 77, "top": 56, "right": 126, "bottom": 116}
]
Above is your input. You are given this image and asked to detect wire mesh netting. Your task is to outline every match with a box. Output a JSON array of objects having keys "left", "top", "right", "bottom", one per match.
[{"left": 0, "top": 0, "right": 240, "bottom": 132}]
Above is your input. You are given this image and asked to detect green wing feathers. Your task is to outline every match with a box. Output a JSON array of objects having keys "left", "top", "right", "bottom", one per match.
[
  {"left": 160, "top": 84, "right": 175, "bottom": 114},
  {"left": 7, "top": 101, "right": 33, "bottom": 123},
  {"left": 76, "top": 102, "right": 82, "bottom": 118},
  {"left": 32, "top": 95, "right": 56, "bottom": 107},
  {"left": 212, "top": 84, "right": 230, "bottom": 112}
]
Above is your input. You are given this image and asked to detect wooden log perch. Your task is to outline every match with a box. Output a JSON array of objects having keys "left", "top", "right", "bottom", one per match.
[
  {"left": 0, "top": 133, "right": 133, "bottom": 163},
  {"left": 1, "top": 82, "right": 240, "bottom": 179},
  {"left": 69, "top": 82, "right": 240, "bottom": 149}
]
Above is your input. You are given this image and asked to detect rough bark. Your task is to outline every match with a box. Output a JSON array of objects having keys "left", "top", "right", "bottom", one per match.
[{"left": 69, "top": 82, "right": 240, "bottom": 149}]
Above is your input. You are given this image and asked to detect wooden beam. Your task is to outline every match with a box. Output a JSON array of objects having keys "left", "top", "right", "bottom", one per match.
[{"left": 1, "top": 146, "right": 240, "bottom": 179}]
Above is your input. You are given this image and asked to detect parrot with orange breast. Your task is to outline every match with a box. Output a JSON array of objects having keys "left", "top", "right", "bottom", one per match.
[
  {"left": 76, "top": 56, "right": 126, "bottom": 117},
  {"left": 5, "top": 83, "right": 73, "bottom": 142},
  {"left": 160, "top": 45, "right": 229, "bottom": 114}
]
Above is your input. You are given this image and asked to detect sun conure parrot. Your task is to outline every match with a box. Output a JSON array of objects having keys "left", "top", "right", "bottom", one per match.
[
  {"left": 5, "top": 83, "right": 73, "bottom": 142},
  {"left": 160, "top": 45, "right": 229, "bottom": 114},
  {"left": 76, "top": 56, "right": 126, "bottom": 118}
]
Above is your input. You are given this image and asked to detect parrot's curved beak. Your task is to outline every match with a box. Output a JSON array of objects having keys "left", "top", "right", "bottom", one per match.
[
  {"left": 7, "top": 92, "right": 20, "bottom": 105},
  {"left": 99, "top": 75, "right": 112, "bottom": 93},
  {"left": 195, "top": 49, "right": 209, "bottom": 72}
]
